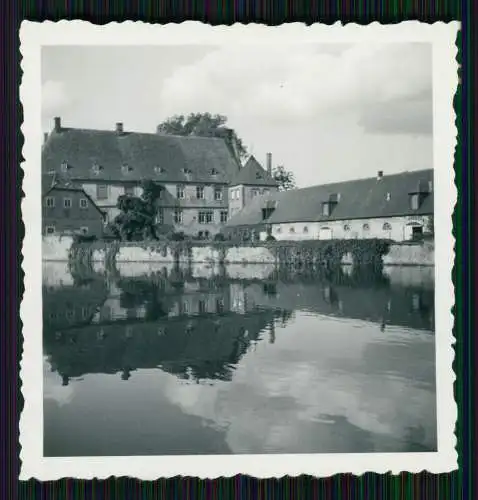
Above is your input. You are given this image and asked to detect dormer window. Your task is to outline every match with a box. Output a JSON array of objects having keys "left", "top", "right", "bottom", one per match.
[
  {"left": 410, "top": 193, "right": 420, "bottom": 210},
  {"left": 122, "top": 164, "right": 133, "bottom": 174},
  {"left": 60, "top": 161, "right": 70, "bottom": 172},
  {"left": 183, "top": 168, "right": 192, "bottom": 175},
  {"left": 92, "top": 163, "right": 101, "bottom": 175},
  {"left": 386, "top": 192, "right": 391, "bottom": 201},
  {"left": 154, "top": 166, "right": 165, "bottom": 174},
  {"left": 211, "top": 168, "right": 219, "bottom": 176},
  {"left": 255, "top": 172, "right": 263, "bottom": 179},
  {"left": 322, "top": 203, "right": 330, "bottom": 216}
]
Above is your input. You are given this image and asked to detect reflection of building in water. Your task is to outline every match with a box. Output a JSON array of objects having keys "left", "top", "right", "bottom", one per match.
[{"left": 43, "top": 309, "right": 278, "bottom": 385}]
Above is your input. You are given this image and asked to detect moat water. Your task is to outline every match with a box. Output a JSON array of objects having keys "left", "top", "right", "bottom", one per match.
[{"left": 43, "top": 262, "right": 436, "bottom": 456}]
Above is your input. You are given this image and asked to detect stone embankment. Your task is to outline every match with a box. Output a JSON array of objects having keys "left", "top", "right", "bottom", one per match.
[{"left": 41, "top": 236, "right": 434, "bottom": 266}]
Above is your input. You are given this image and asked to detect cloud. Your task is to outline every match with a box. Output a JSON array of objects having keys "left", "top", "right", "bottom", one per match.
[
  {"left": 42, "top": 80, "right": 69, "bottom": 116},
  {"left": 158, "top": 43, "right": 432, "bottom": 135}
]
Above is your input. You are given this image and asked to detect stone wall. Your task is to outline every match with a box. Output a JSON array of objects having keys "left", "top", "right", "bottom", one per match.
[
  {"left": 382, "top": 241, "right": 434, "bottom": 266},
  {"left": 42, "top": 236, "right": 434, "bottom": 267},
  {"left": 42, "top": 235, "right": 74, "bottom": 261}
]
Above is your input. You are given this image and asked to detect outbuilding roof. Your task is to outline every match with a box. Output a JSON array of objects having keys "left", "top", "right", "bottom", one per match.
[{"left": 226, "top": 169, "right": 434, "bottom": 227}]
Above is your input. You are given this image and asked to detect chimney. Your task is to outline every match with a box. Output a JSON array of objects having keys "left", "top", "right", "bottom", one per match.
[
  {"left": 116, "top": 122, "right": 124, "bottom": 134},
  {"left": 266, "top": 153, "right": 272, "bottom": 176},
  {"left": 43, "top": 132, "right": 48, "bottom": 144},
  {"left": 54, "top": 116, "right": 61, "bottom": 132},
  {"left": 377, "top": 170, "right": 383, "bottom": 180},
  {"left": 224, "top": 128, "right": 241, "bottom": 166}
]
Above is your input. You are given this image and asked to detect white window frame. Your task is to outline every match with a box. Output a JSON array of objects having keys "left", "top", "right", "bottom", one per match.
[
  {"left": 79, "top": 198, "right": 88, "bottom": 209},
  {"left": 96, "top": 184, "right": 109, "bottom": 200},
  {"left": 214, "top": 187, "right": 223, "bottom": 201},
  {"left": 198, "top": 210, "right": 214, "bottom": 224},
  {"left": 45, "top": 225, "right": 55, "bottom": 234},
  {"left": 80, "top": 226, "right": 89, "bottom": 235},
  {"left": 45, "top": 196, "right": 55, "bottom": 208},
  {"left": 63, "top": 198, "right": 72, "bottom": 208},
  {"left": 155, "top": 209, "right": 164, "bottom": 224},
  {"left": 220, "top": 211, "right": 228, "bottom": 223},
  {"left": 196, "top": 185, "right": 205, "bottom": 200},
  {"left": 176, "top": 185, "right": 185, "bottom": 199},
  {"left": 174, "top": 210, "right": 183, "bottom": 224}
]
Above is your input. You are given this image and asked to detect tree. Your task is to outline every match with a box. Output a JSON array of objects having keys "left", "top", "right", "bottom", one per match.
[
  {"left": 108, "top": 180, "right": 166, "bottom": 241},
  {"left": 272, "top": 165, "right": 296, "bottom": 191},
  {"left": 157, "top": 113, "right": 248, "bottom": 159}
]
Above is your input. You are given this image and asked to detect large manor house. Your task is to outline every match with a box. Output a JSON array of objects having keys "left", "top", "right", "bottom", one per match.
[{"left": 42, "top": 117, "right": 434, "bottom": 242}]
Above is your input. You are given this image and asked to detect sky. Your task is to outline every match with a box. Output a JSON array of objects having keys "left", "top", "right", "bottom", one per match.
[{"left": 42, "top": 43, "right": 433, "bottom": 187}]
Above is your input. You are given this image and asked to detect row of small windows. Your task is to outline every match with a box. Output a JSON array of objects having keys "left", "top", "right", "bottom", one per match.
[
  {"left": 44, "top": 197, "right": 88, "bottom": 209},
  {"left": 155, "top": 209, "right": 228, "bottom": 225},
  {"left": 276, "top": 222, "right": 394, "bottom": 234},
  {"left": 61, "top": 161, "right": 221, "bottom": 178},
  {"left": 45, "top": 225, "right": 89, "bottom": 235},
  {"left": 230, "top": 187, "right": 271, "bottom": 200},
  {"left": 97, "top": 184, "right": 223, "bottom": 201}
]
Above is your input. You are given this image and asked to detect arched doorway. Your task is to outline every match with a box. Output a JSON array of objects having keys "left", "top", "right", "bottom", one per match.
[{"left": 404, "top": 221, "right": 424, "bottom": 241}]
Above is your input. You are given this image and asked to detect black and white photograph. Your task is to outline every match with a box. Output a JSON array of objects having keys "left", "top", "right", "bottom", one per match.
[{"left": 20, "top": 21, "right": 458, "bottom": 479}]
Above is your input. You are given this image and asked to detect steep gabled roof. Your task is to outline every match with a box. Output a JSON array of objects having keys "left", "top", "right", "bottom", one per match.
[
  {"left": 42, "top": 174, "right": 105, "bottom": 216},
  {"left": 230, "top": 155, "right": 278, "bottom": 187},
  {"left": 226, "top": 169, "right": 434, "bottom": 226},
  {"left": 42, "top": 126, "right": 241, "bottom": 184}
]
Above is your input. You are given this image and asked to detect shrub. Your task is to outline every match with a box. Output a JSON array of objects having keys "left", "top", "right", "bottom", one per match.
[
  {"left": 73, "top": 234, "right": 97, "bottom": 244},
  {"left": 214, "top": 233, "right": 226, "bottom": 241},
  {"left": 265, "top": 235, "right": 276, "bottom": 242},
  {"left": 170, "top": 231, "right": 186, "bottom": 241}
]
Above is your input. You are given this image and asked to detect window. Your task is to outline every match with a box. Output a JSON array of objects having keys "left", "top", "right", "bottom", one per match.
[
  {"left": 61, "top": 161, "right": 69, "bottom": 172},
  {"left": 322, "top": 203, "right": 330, "bottom": 216},
  {"left": 124, "top": 185, "right": 134, "bottom": 196},
  {"left": 211, "top": 168, "right": 219, "bottom": 176},
  {"left": 198, "top": 211, "right": 213, "bottom": 224},
  {"left": 79, "top": 198, "right": 88, "bottom": 209},
  {"left": 174, "top": 209, "right": 183, "bottom": 224},
  {"left": 92, "top": 163, "right": 101, "bottom": 175},
  {"left": 154, "top": 166, "right": 165, "bottom": 174},
  {"left": 63, "top": 198, "right": 72, "bottom": 208},
  {"left": 155, "top": 209, "right": 164, "bottom": 224},
  {"left": 122, "top": 164, "right": 133, "bottom": 174},
  {"left": 196, "top": 186, "right": 205, "bottom": 199},
  {"left": 303, "top": 226, "right": 309, "bottom": 233},
  {"left": 198, "top": 300, "right": 207, "bottom": 314},
  {"left": 383, "top": 222, "right": 392, "bottom": 231},
  {"left": 214, "top": 187, "right": 223, "bottom": 201},
  {"left": 276, "top": 227, "right": 282, "bottom": 234},
  {"left": 80, "top": 227, "right": 89, "bottom": 235},
  {"left": 251, "top": 189, "right": 258, "bottom": 197},
  {"left": 289, "top": 227, "right": 295, "bottom": 233},
  {"left": 255, "top": 172, "right": 263, "bottom": 179},
  {"left": 176, "top": 185, "right": 185, "bottom": 199},
  {"left": 386, "top": 192, "right": 391, "bottom": 201},
  {"left": 45, "top": 225, "right": 55, "bottom": 234},
  {"left": 182, "top": 168, "right": 192, "bottom": 175},
  {"left": 343, "top": 224, "right": 350, "bottom": 231},
  {"left": 220, "top": 211, "right": 228, "bottom": 223},
  {"left": 410, "top": 194, "right": 420, "bottom": 210},
  {"left": 45, "top": 196, "right": 55, "bottom": 208},
  {"left": 363, "top": 223, "right": 370, "bottom": 231},
  {"left": 96, "top": 184, "right": 108, "bottom": 200}
]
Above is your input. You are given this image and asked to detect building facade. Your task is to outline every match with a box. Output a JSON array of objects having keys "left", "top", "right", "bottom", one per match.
[
  {"left": 225, "top": 169, "right": 434, "bottom": 243},
  {"left": 228, "top": 153, "right": 278, "bottom": 218},
  {"left": 42, "top": 118, "right": 276, "bottom": 239},
  {"left": 42, "top": 177, "right": 105, "bottom": 237}
]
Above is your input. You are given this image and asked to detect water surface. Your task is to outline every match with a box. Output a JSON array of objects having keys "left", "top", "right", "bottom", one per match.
[{"left": 43, "top": 262, "right": 436, "bottom": 456}]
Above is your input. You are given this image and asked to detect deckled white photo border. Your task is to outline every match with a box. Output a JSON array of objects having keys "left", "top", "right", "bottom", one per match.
[{"left": 19, "top": 20, "right": 459, "bottom": 480}]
